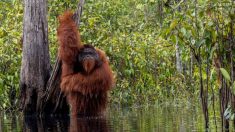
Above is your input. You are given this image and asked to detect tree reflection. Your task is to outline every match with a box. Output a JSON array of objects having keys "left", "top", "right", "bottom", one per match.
[
  {"left": 23, "top": 115, "right": 69, "bottom": 132},
  {"left": 23, "top": 115, "right": 109, "bottom": 132}
]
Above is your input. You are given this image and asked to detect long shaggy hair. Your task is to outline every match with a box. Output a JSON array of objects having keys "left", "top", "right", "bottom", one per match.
[{"left": 57, "top": 11, "right": 114, "bottom": 116}]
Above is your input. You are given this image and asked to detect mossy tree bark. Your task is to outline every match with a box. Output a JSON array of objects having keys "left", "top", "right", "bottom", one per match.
[
  {"left": 20, "top": 0, "right": 85, "bottom": 115},
  {"left": 20, "top": 0, "right": 51, "bottom": 114},
  {"left": 39, "top": 0, "right": 85, "bottom": 115}
]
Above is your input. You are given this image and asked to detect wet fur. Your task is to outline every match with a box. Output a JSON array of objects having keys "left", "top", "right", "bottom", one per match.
[{"left": 57, "top": 11, "right": 114, "bottom": 116}]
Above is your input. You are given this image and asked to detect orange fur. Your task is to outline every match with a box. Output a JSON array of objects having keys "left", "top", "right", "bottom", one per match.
[
  {"left": 61, "top": 50, "right": 113, "bottom": 94},
  {"left": 58, "top": 11, "right": 114, "bottom": 116},
  {"left": 57, "top": 11, "right": 82, "bottom": 64}
]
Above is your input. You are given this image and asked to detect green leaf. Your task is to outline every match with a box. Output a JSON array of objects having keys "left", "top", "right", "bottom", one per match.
[
  {"left": 224, "top": 106, "right": 232, "bottom": 120},
  {"left": 210, "top": 68, "right": 215, "bottom": 80},
  {"left": 136, "top": 4, "right": 144, "bottom": 10},
  {"left": 170, "top": 19, "right": 178, "bottom": 30},
  {"left": 0, "top": 79, "right": 3, "bottom": 85},
  {"left": 212, "top": 31, "right": 217, "bottom": 42},
  {"left": 220, "top": 68, "right": 231, "bottom": 82},
  {"left": 207, "top": 21, "right": 213, "bottom": 26},
  {"left": 209, "top": 46, "right": 216, "bottom": 59},
  {"left": 173, "top": 0, "right": 184, "bottom": 10},
  {"left": 233, "top": 81, "right": 235, "bottom": 89},
  {"left": 196, "top": 39, "right": 205, "bottom": 48},
  {"left": 232, "top": 81, "right": 235, "bottom": 95},
  {"left": 180, "top": 27, "right": 186, "bottom": 36}
]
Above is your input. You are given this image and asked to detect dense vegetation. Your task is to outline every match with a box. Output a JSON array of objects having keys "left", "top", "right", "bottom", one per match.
[{"left": 0, "top": 0, "right": 234, "bottom": 113}]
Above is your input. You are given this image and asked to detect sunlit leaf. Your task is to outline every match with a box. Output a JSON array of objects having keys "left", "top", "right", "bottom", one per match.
[
  {"left": 232, "top": 81, "right": 235, "bottom": 95},
  {"left": 136, "top": 4, "right": 144, "bottom": 10},
  {"left": 170, "top": 19, "right": 178, "bottom": 30},
  {"left": 208, "top": 21, "right": 213, "bottom": 26},
  {"left": 180, "top": 27, "right": 186, "bottom": 36},
  {"left": 220, "top": 68, "right": 231, "bottom": 82},
  {"left": 224, "top": 106, "right": 232, "bottom": 120}
]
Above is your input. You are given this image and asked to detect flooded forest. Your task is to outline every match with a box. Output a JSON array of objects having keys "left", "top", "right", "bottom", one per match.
[{"left": 0, "top": 0, "right": 234, "bottom": 131}]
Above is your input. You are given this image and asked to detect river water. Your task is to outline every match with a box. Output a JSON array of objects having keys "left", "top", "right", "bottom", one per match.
[{"left": 0, "top": 100, "right": 232, "bottom": 132}]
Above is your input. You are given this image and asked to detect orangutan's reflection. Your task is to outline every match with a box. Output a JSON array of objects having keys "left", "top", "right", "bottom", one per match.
[
  {"left": 69, "top": 116, "right": 109, "bottom": 132},
  {"left": 23, "top": 115, "right": 109, "bottom": 132}
]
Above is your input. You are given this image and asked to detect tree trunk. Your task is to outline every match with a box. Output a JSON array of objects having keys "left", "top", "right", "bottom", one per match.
[
  {"left": 20, "top": 0, "right": 50, "bottom": 114},
  {"left": 190, "top": 49, "right": 194, "bottom": 83},
  {"left": 39, "top": 0, "right": 86, "bottom": 115},
  {"left": 175, "top": 42, "right": 182, "bottom": 73}
]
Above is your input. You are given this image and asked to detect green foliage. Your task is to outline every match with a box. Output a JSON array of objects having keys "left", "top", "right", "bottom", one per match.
[
  {"left": 0, "top": 0, "right": 23, "bottom": 110},
  {"left": 79, "top": 0, "right": 189, "bottom": 106},
  {"left": 0, "top": 0, "right": 234, "bottom": 109}
]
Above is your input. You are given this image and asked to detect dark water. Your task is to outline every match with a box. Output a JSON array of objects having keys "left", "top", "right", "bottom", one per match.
[{"left": 0, "top": 100, "right": 230, "bottom": 132}]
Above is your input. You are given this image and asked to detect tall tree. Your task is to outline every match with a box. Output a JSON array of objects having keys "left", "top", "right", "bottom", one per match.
[{"left": 20, "top": 0, "right": 50, "bottom": 114}]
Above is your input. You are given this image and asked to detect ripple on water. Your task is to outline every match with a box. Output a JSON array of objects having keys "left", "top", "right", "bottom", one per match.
[{"left": 0, "top": 101, "right": 225, "bottom": 132}]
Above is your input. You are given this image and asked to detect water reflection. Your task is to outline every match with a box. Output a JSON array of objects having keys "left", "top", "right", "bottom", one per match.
[
  {"left": 22, "top": 115, "right": 108, "bottom": 132},
  {"left": 0, "top": 101, "right": 231, "bottom": 131},
  {"left": 23, "top": 116, "right": 69, "bottom": 132},
  {"left": 69, "top": 117, "right": 109, "bottom": 132}
]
